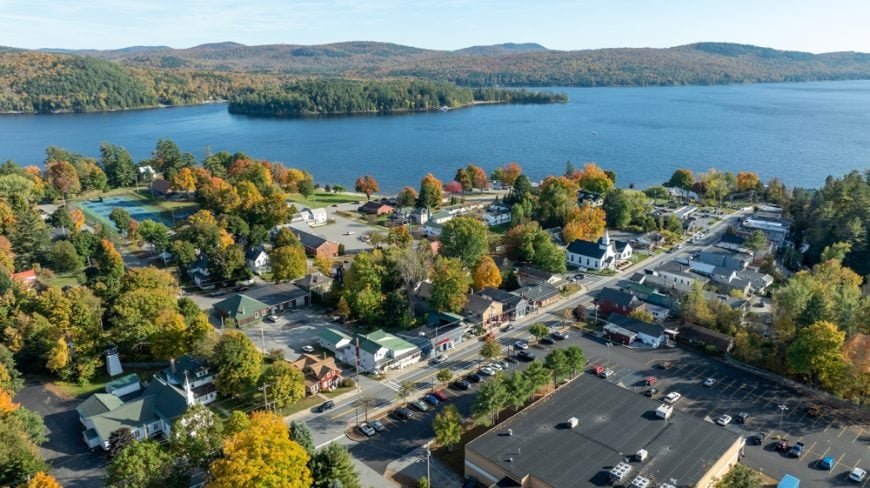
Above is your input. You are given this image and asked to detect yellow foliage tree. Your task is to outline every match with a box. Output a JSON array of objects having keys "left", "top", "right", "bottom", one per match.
[
  {"left": 313, "top": 256, "right": 332, "bottom": 275},
  {"left": 736, "top": 171, "right": 760, "bottom": 192},
  {"left": 472, "top": 256, "right": 501, "bottom": 290},
  {"left": 171, "top": 167, "right": 197, "bottom": 192},
  {"left": 562, "top": 204, "right": 606, "bottom": 243},
  {"left": 0, "top": 388, "right": 19, "bottom": 415},
  {"left": 574, "top": 163, "right": 614, "bottom": 193},
  {"left": 208, "top": 411, "right": 312, "bottom": 488},
  {"left": 25, "top": 471, "right": 63, "bottom": 488},
  {"left": 46, "top": 337, "right": 70, "bottom": 373},
  {"left": 68, "top": 208, "right": 85, "bottom": 232}
]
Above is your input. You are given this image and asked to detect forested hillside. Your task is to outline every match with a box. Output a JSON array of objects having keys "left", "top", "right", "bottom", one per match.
[
  {"left": 228, "top": 80, "right": 567, "bottom": 116},
  {"left": 3, "top": 41, "right": 870, "bottom": 113}
]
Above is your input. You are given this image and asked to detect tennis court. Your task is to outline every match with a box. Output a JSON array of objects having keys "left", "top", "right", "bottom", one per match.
[{"left": 77, "top": 195, "right": 172, "bottom": 227}]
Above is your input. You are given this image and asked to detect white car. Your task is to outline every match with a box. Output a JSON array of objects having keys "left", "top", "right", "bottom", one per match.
[
  {"left": 301, "top": 345, "right": 315, "bottom": 353},
  {"left": 849, "top": 468, "right": 867, "bottom": 482},
  {"left": 513, "top": 340, "right": 529, "bottom": 350},
  {"left": 703, "top": 377, "right": 717, "bottom": 387},
  {"left": 480, "top": 367, "right": 496, "bottom": 376},
  {"left": 488, "top": 362, "right": 503, "bottom": 371},
  {"left": 663, "top": 392, "right": 682, "bottom": 404},
  {"left": 358, "top": 423, "right": 376, "bottom": 437},
  {"left": 716, "top": 415, "right": 732, "bottom": 426},
  {"left": 343, "top": 231, "right": 356, "bottom": 235},
  {"left": 432, "top": 354, "right": 448, "bottom": 364}
]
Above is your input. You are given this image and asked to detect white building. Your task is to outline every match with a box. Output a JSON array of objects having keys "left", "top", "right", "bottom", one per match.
[
  {"left": 483, "top": 212, "right": 511, "bottom": 226},
  {"left": 320, "top": 328, "right": 420, "bottom": 373},
  {"left": 245, "top": 245, "right": 271, "bottom": 275},
  {"left": 293, "top": 207, "right": 328, "bottom": 227},
  {"left": 566, "top": 230, "right": 632, "bottom": 271}
]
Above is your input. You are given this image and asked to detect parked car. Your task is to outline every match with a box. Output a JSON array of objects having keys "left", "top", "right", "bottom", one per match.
[
  {"left": 517, "top": 350, "right": 535, "bottom": 361},
  {"left": 317, "top": 400, "right": 335, "bottom": 413},
  {"left": 479, "top": 367, "right": 496, "bottom": 376},
  {"left": 234, "top": 285, "right": 250, "bottom": 292},
  {"left": 432, "top": 390, "right": 448, "bottom": 401},
  {"left": 453, "top": 380, "right": 472, "bottom": 390},
  {"left": 392, "top": 407, "right": 414, "bottom": 420},
  {"left": 663, "top": 392, "right": 682, "bottom": 404},
  {"left": 573, "top": 273, "right": 584, "bottom": 280},
  {"left": 411, "top": 400, "right": 430, "bottom": 412},
  {"left": 265, "top": 314, "right": 279, "bottom": 323},
  {"left": 358, "top": 423, "right": 376, "bottom": 437},
  {"left": 551, "top": 331, "right": 569, "bottom": 340},
  {"left": 301, "top": 345, "right": 315, "bottom": 353},
  {"left": 658, "top": 361, "right": 672, "bottom": 369},
  {"left": 806, "top": 404, "right": 823, "bottom": 417},
  {"left": 748, "top": 432, "right": 765, "bottom": 445},
  {"left": 423, "top": 394, "right": 440, "bottom": 407},
  {"left": 849, "top": 467, "right": 867, "bottom": 482},
  {"left": 591, "top": 365, "right": 606, "bottom": 375},
  {"left": 513, "top": 340, "right": 529, "bottom": 350},
  {"left": 467, "top": 373, "right": 483, "bottom": 383},
  {"left": 497, "top": 360, "right": 511, "bottom": 370},
  {"left": 502, "top": 324, "right": 514, "bottom": 332},
  {"left": 644, "top": 388, "right": 658, "bottom": 397},
  {"left": 736, "top": 412, "right": 751, "bottom": 424},
  {"left": 716, "top": 415, "right": 732, "bottom": 426},
  {"left": 819, "top": 456, "right": 835, "bottom": 470},
  {"left": 540, "top": 337, "right": 555, "bottom": 345},
  {"left": 488, "top": 362, "right": 503, "bottom": 371},
  {"left": 775, "top": 440, "right": 790, "bottom": 452},
  {"left": 370, "top": 420, "right": 385, "bottom": 432},
  {"left": 432, "top": 354, "right": 448, "bottom": 365},
  {"left": 788, "top": 442, "right": 805, "bottom": 458},
  {"left": 504, "top": 357, "right": 519, "bottom": 365},
  {"left": 703, "top": 377, "right": 717, "bottom": 387},
  {"left": 643, "top": 376, "right": 657, "bottom": 386},
  {"left": 599, "top": 368, "right": 614, "bottom": 379}
]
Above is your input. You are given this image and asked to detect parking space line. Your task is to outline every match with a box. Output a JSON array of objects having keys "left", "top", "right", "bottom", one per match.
[
  {"left": 824, "top": 417, "right": 836, "bottom": 433},
  {"left": 854, "top": 427, "right": 864, "bottom": 443},
  {"left": 738, "top": 385, "right": 757, "bottom": 401},
  {"left": 838, "top": 425, "right": 850, "bottom": 438}
]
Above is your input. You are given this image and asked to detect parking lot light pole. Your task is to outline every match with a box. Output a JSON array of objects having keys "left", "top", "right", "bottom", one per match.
[
  {"left": 778, "top": 404, "right": 789, "bottom": 434},
  {"left": 606, "top": 342, "right": 613, "bottom": 365}
]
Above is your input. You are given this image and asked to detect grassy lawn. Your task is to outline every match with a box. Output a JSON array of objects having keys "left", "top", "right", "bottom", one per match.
[
  {"left": 46, "top": 272, "right": 81, "bottom": 288},
  {"left": 627, "top": 252, "right": 649, "bottom": 265},
  {"left": 288, "top": 191, "right": 363, "bottom": 209},
  {"left": 52, "top": 367, "right": 164, "bottom": 399},
  {"left": 278, "top": 395, "right": 323, "bottom": 415},
  {"left": 322, "top": 386, "right": 354, "bottom": 398}
]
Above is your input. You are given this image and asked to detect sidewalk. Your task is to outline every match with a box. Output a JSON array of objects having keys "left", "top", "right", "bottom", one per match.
[{"left": 386, "top": 443, "right": 464, "bottom": 488}]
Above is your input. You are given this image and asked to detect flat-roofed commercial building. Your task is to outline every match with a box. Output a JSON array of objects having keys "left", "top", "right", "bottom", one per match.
[{"left": 465, "top": 375, "right": 744, "bottom": 488}]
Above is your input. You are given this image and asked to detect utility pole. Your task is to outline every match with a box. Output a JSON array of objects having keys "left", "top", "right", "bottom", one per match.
[
  {"left": 778, "top": 404, "right": 789, "bottom": 434},
  {"left": 260, "top": 383, "right": 270, "bottom": 412},
  {"left": 260, "top": 322, "right": 267, "bottom": 353},
  {"left": 425, "top": 441, "right": 431, "bottom": 486},
  {"left": 606, "top": 342, "right": 613, "bottom": 365}
]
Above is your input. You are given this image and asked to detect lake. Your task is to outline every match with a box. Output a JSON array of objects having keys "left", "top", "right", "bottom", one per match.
[{"left": 2, "top": 81, "right": 870, "bottom": 192}]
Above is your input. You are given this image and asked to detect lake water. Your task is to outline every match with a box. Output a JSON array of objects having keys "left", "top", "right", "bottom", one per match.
[{"left": 2, "top": 81, "right": 870, "bottom": 192}]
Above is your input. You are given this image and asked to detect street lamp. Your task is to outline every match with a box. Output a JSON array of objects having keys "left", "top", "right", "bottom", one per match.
[
  {"left": 606, "top": 342, "right": 613, "bottom": 365},
  {"left": 777, "top": 404, "right": 789, "bottom": 434}
]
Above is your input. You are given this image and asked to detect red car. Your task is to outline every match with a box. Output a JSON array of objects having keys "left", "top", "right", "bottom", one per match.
[
  {"left": 432, "top": 390, "right": 448, "bottom": 401},
  {"left": 591, "top": 365, "right": 605, "bottom": 375},
  {"left": 644, "top": 376, "right": 658, "bottom": 386},
  {"left": 775, "top": 440, "right": 790, "bottom": 452}
]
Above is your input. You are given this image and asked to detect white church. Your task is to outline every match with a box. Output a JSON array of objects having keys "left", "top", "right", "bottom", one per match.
[{"left": 566, "top": 230, "right": 633, "bottom": 271}]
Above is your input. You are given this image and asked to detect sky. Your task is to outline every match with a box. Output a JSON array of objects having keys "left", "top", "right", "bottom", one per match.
[{"left": 2, "top": 0, "right": 870, "bottom": 53}]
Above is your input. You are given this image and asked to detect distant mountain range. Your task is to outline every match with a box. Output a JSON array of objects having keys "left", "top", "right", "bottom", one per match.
[{"left": 2, "top": 41, "right": 870, "bottom": 113}]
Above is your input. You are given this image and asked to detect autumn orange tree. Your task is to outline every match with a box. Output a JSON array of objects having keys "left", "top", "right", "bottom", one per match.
[
  {"left": 562, "top": 204, "right": 606, "bottom": 243},
  {"left": 736, "top": 171, "right": 761, "bottom": 192},
  {"left": 472, "top": 256, "right": 502, "bottom": 290},
  {"left": 573, "top": 163, "right": 614, "bottom": 194},
  {"left": 24, "top": 472, "right": 62, "bottom": 488},
  {"left": 354, "top": 175, "right": 379, "bottom": 201},
  {"left": 491, "top": 162, "right": 522, "bottom": 188},
  {"left": 209, "top": 411, "right": 312, "bottom": 488},
  {"left": 171, "top": 167, "right": 197, "bottom": 192}
]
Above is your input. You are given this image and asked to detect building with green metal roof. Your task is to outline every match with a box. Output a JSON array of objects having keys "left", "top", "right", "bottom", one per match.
[
  {"left": 323, "top": 328, "right": 421, "bottom": 373},
  {"left": 213, "top": 294, "right": 271, "bottom": 326}
]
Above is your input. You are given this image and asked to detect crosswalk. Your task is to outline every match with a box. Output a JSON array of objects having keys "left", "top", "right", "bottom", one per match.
[{"left": 382, "top": 379, "right": 400, "bottom": 392}]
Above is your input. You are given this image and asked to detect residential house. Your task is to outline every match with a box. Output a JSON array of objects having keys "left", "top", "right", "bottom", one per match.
[
  {"left": 741, "top": 215, "right": 789, "bottom": 247},
  {"left": 10, "top": 269, "right": 37, "bottom": 287},
  {"left": 429, "top": 210, "right": 454, "bottom": 224},
  {"left": 104, "top": 374, "right": 141, "bottom": 397},
  {"left": 410, "top": 208, "right": 430, "bottom": 225},
  {"left": 213, "top": 294, "right": 271, "bottom": 327},
  {"left": 358, "top": 201, "right": 395, "bottom": 216},
  {"left": 516, "top": 265, "right": 565, "bottom": 288},
  {"left": 422, "top": 221, "right": 443, "bottom": 238},
  {"left": 517, "top": 284, "right": 560, "bottom": 310},
  {"left": 655, "top": 260, "right": 704, "bottom": 290},
  {"left": 294, "top": 207, "right": 328, "bottom": 226},
  {"left": 462, "top": 294, "right": 503, "bottom": 327},
  {"left": 319, "top": 328, "right": 353, "bottom": 355},
  {"left": 158, "top": 355, "right": 218, "bottom": 405},
  {"left": 327, "top": 329, "right": 421, "bottom": 373},
  {"left": 77, "top": 375, "right": 196, "bottom": 450},
  {"left": 388, "top": 207, "right": 414, "bottom": 226},
  {"left": 149, "top": 178, "right": 172, "bottom": 199},
  {"left": 477, "top": 287, "right": 528, "bottom": 320},
  {"left": 566, "top": 230, "right": 632, "bottom": 271},
  {"left": 482, "top": 211, "right": 511, "bottom": 227},
  {"left": 187, "top": 255, "right": 211, "bottom": 289},
  {"left": 738, "top": 269, "right": 774, "bottom": 294},
  {"left": 245, "top": 245, "right": 271, "bottom": 275},
  {"left": 578, "top": 190, "right": 604, "bottom": 207},
  {"left": 695, "top": 251, "right": 749, "bottom": 272},
  {"left": 596, "top": 287, "right": 646, "bottom": 318},
  {"left": 678, "top": 324, "right": 735, "bottom": 354},
  {"left": 631, "top": 232, "right": 666, "bottom": 251},
  {"left": 716, "top": 233, "right": 749, "bottom": 253},
  {"left": 604, "top": 314, "right": 668, "bottom": 348},
  {"left": 276, "top": 225, "right": 339, "bottom": 259},
  {"left": 292, "top": 354, "right": 343, "bottom": 395},
  {"left": 295, "top": 272, "right": 334, "bottom": 294},
  {"left": 411, "top": 281, "right": 434, "bottom": 314}
]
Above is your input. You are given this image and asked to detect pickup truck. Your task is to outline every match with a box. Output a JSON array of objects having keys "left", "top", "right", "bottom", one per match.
[{"left": 788, "top": 442, "right": 805, "bottom": 458}]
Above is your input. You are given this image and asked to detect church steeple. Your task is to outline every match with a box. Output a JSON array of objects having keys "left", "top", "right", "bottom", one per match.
[{"left": 601, "top": 229, "right": 611, "bottom": 247}]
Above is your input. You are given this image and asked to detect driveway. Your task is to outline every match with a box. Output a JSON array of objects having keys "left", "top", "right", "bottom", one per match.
[{"left": 15, "top": 383, "right": 106, "bottom": 488}]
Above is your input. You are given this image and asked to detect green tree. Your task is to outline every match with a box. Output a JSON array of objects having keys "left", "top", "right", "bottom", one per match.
[
  {"left": 523, "top": 362, "right": 550, "bottom": 394},
  {"left": 417, "top": 173, "right": 443, "bottom": 210},
  {"left": 430, "top": 256, "right": 468, "bottom": 313},
  {"left": 537, "top": 176, "right": 578, "bottom": 227},
  {"left": 100, "top": 142, "right": 136, "bottom": 188},
  {"left": 480, "top": 337, "right": 502, "bottom": 363},
  {"left": 138, "top": 219, "right": 170, "bottom": 253},
  {"left": 529, "top": 323, "right": 549, "bottom": 344},
  {"left": 311, "top": 442, "right": 361, "bottom": 488},
  {"left": 433, "top": 404, "right": 462, "bottom": 451},
  {"left": 543, "top": 349, "right": 571, "bottom": 386},
  {"left": 439, "top": 217, "right": 489, "bottom": 269},
  {"left": 270, "top": 244, "right": 307, "bottom": 282},
  {"left": 436, "top": 368, "right": 453, "bottom": 387},
  {"left": 417, "top": 477, "right": 431, "bottom": 488},
  {"left": 665, "top": 168, "right": 694, "bottom": 201},
  {"left": 796, "top": 292, "right": 828, "bottom": 328},
  {"left": 109, "top": 208, "right": 132, "bottom": 234},
  {"left": 50, "top": 207, "right": 73, "bottom": 232},
  {"left": 628, "top": 308, "right": 654, "bottom": 324},
  {"left": 504, "top": 371, "right": 533, "bottom": 411},
  {"left": 744, "top": 230, "right": 769, "bottom": 256},
  {"left": 564, "top": 345, "right": 586, "bottom": 378},
  {"left": 472, "top": 372, "right": 507, "bottom": 426},
  {"left": 397, "top": 380, "right": 415, "bottom": 405},
  {"left": 262, "top": 361, "right": 306, "bottom": 409},
  {"left": 290, "top": 420, "right": 315, "bottom": 456},
  {"left": 396, "top": 186, "right": 418, "bottom": 208},
  {"left": 48, "top": 240, "right": 81, "bottom": 272},
  {"left": 714, "top": 464, "right": 762, "bottom": 488},
  {"left": 820, "top": 242, "right": 852, "bottom": 262},
  {"left": 170, "top": 404, "right": 224, "bottom": 471},
  {"left": 214, "top": 331, "right": 262, "bottom": 397},
  {"left": 106, "top": 440, "right": 172, "bottom": 488},
  {"left": 787, "top": 320, "right": 847, "bottom": 390}
]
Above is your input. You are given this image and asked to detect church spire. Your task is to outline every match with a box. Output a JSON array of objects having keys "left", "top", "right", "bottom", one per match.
[{"left": 601, "top": 229, "right": 611, "bottom": 246}]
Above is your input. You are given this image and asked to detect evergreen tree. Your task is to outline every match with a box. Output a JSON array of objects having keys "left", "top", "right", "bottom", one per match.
[{"left": 310, "top": 443, "right": 361, "bottom": 488}]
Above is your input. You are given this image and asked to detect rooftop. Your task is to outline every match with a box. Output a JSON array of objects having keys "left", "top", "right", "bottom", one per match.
[
  {"left": 566, "top": 238, "right": 607, "bottom": 259},
  {"left": 466, "top": 375, "right": 741, "bottom": 487},
  {"left": 606, "top": 314, "right": 666, "bottom": 338},
  {"left": 597, "top": 287, "right": 639, "bottom": 308},
  {"left": 244, "top": 282, "right": 309, "bottom": 306}
]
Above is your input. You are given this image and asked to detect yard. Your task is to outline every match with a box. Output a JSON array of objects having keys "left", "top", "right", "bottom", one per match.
[{"left": 288, "top": 191, "right": 364, "bottom": 209}]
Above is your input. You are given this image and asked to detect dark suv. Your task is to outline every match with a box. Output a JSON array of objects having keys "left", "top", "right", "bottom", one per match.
[
  {"left": 392, "top": 407, "right": 414, "bottom": 421},
  {"left": 316, "top": 400, "right": 335, "bottom": 413},
  {"left": 736, "top": 412, "right": 751, "bottom": 424}
]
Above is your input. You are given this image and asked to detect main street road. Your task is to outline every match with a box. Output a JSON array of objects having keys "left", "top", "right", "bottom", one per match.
[{"left": 299, "top": 209, "right": 750, "bottom": 449}]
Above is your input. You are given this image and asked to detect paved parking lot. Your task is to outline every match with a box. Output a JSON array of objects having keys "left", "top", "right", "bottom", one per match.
[
  {"left": 238, "top": 305, "right": 344, "bottom": 360},
  {"left": 301, "top": 213, "right": 375, "bottom": 254}
]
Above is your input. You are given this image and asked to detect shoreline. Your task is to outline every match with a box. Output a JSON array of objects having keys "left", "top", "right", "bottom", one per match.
[{"left": 0, "top": 98, "right": 228, "bottom": 116}]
